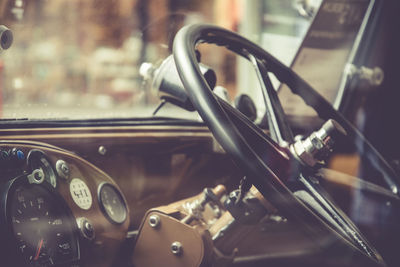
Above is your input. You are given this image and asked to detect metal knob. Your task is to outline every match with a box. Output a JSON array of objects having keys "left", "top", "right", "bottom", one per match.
[
  {"left": 0, "top": 25, "right": 13, "bottom": 51},
  {"left": 345, "top": 64, "right": 384, "bottom": 86},
  {"left": 291, "top": 119, "right": 346, "bottom": 167},
  {"left": 77, "top": 217, "right": 95, "bottom": 240},
  {"left": 56, "top": 160, "right": 70, "bottom": 180}
]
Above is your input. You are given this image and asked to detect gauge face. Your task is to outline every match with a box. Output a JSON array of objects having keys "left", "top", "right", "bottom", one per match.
[
  {"left": 9, "top": 184, "right": 78, "bottom": 266},
  {"left": 70, "top": 178, "right": 92, "bottom": 210},
  {"left": 27, "top": 150, "right": 57, "bottom": 188},
  {"left": 98, "top": 183, "right": 127, "bottom": 224}
]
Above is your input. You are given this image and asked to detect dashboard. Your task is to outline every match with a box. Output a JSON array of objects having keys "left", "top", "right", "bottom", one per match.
[
  {"left": 1, "top": 123, "right": 377, "bottom": 267},
  {"left": 0, "top": 124, "right": 238, "bottom": 267},
  {"left": 0, "top": 141, "right": 130, "bottom": 267},
  {"left": 0, "top": 120, "right": 397, "bottom": 267}
]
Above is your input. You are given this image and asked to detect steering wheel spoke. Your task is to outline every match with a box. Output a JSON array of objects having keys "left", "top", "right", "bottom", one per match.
[{"left": 247, "top": 53, "right": 294, "bottom": 145}]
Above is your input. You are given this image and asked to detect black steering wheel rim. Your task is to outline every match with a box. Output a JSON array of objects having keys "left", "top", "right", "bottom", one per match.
[
  {"left": 173, "top": 23, "right": 388, "bottom": 266},
  {"left": 172, "top": 23, "right": 399, "bottom": 194}
]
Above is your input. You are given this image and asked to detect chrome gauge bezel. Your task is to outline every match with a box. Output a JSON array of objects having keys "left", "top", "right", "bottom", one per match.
[
  {"left": 1, "top": 175, "right": 80, "bottom": 267},
  {"left": 97, "top": 182, "right": 128, "bottom": 225}
]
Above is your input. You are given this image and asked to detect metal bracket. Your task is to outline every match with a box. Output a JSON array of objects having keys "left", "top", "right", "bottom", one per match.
[
  {"left": 344, "top": 63, "right": 384, "bottom": 87},
  {"left": 27, "top": 168, "right": 45, "bottom": 184}
]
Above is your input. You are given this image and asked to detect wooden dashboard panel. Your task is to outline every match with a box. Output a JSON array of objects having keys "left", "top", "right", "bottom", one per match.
[{"left": 0, "top": 125, "right": 242, "bottom": 228}]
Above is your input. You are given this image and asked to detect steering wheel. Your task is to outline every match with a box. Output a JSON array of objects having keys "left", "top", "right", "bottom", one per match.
[{"left": 172, "top": 24, "right": 394, "bottom": 266}]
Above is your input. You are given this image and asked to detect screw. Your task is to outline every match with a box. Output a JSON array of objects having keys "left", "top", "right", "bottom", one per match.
[
  {"left": 56, "top": 160, "right": 70, "bottom": 180},
  {"left": 98, "top": 146, "right": 107, "bottom": 156},
  {"left": 149, "top": 214, "right": 160, "bottom": 228},
  {"left": 171, "top": 241, "right": 182, "bottom": 255}
]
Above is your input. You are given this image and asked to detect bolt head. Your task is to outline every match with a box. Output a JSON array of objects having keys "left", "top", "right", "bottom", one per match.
[
  {"left": 149, "top": 214, "right": 160, "bottom": 228},
  {"left": 171, "top": 241, "right": 182, "bottom": 255}
]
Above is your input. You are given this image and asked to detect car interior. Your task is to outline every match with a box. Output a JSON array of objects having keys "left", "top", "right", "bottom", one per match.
[{"left": 0, "top": 0, "right": 399, "bottom": 267}]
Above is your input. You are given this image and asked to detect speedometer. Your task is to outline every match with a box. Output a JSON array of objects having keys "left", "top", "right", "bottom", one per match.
[{"left": 8, "top": 179, "right": 79, "bottom": 266}]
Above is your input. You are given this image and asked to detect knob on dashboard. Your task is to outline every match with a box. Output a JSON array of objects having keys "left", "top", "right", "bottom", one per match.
[
  {"left": 10, "top": 148, "right": 25, "bottom": 163},
  {"left": 77, "top": 217, "right": 95, "bottom": 240},
  {"left": 0, "top": 25, "right": 13, "bottom": 50}
]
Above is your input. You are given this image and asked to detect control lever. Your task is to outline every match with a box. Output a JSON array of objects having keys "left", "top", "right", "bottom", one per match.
[{"left": 181, "top": 185, "right": 226, "bottom": 224}]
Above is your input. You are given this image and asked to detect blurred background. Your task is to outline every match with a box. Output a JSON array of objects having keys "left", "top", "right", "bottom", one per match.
[{"left": 0, "top": 0, "right": 319, "bottom": 119}]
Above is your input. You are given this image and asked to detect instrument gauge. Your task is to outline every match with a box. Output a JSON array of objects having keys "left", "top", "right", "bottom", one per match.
[
  {"left": 27, "top": 150, "right": 57, "bottom": 188},
  {"left": 98, "top": 183, "right": 127, "bottom": 224},
  {"left": 7, "top": 179, "right": 79, "bottom": 266}
]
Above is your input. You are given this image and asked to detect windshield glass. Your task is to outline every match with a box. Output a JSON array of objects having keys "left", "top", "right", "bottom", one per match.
[{"left": 0, "top": 0, "right": 316, "bottom": 119}]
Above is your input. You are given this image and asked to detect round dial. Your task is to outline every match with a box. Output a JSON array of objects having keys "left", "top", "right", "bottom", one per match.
[
  {"left": 27, "top": 150, "right": 57, "bottom": 188},
  {"left": 70, "top": 178, "right": 92, "bottom": 210},
  {"left": 98, "top": 183, "right": 127, "bottom": 224},
  {"left": 9, "top": 184, "right": 78, "bottom": 266}
]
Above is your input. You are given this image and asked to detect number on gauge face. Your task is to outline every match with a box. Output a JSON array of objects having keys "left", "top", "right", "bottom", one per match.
[
  {"left": 98, "top": 183, "right": 127, "bottom": 224},
  {"left": 10, "top": 184, "right": 78, "bottom": 266}
]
